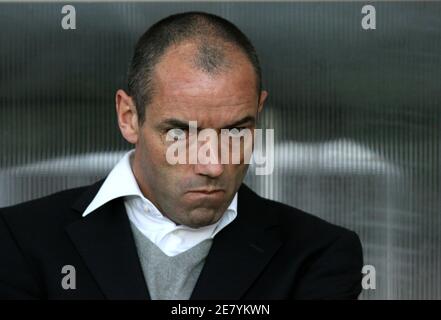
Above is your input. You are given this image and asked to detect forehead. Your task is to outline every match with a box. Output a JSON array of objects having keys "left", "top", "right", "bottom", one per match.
[{"left": 146, "top": 43, "right": 259, "bottom": 128}]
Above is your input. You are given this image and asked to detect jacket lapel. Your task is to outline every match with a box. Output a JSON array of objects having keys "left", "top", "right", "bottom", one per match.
[
  {"left": 66, "top": 180, "right": 150, "bottom": 300},
  {"left": 190, "top": 184, "right": 282, "bottom": 299}
]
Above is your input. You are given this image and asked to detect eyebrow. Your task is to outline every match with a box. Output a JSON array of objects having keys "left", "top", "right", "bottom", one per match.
[
  {"left": 159, "top": 115, "right": 256, "bottom": 130},
  {"left": 159, "top": 118, "right": 191, "bottom": 129},
  {"left": 226, "top": 116, "right": 256, "bottom": 128}
]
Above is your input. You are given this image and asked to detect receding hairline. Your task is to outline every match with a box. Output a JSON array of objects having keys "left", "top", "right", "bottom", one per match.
[
  {"left": 155, "top": 38, "right": 256, "bottom": 80},
  {"left": 145, "top": 39, "right": 260, "bottom": 107}
]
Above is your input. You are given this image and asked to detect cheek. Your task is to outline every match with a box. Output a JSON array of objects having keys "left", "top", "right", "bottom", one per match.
[
  {"left": 140, "top": 129, "right": 168, "bottom": 166},
  {"left": 140, "top": 129, "right": 188, "bottom": 185}
]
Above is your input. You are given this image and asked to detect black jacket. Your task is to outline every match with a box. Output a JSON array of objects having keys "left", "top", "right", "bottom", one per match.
[{"left": 0, "top": 181, "right": 363, "bottom": 299}]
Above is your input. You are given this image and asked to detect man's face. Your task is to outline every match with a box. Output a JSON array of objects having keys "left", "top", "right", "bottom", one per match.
[{"left": 128, "top": 43, "right": 267, "bottom": 228}]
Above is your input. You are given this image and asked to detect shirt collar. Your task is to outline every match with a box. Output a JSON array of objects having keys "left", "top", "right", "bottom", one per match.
[{"left": 82, "top": 150, "right": 142, "bottom": 217}]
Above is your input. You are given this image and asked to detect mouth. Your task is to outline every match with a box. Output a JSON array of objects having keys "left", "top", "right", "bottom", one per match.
[
  {"left": 187, "top": 189, "right": 224, "bottom": 195},
  {"left": 187, "top": 189, "right": 225, "bottom": 201}
]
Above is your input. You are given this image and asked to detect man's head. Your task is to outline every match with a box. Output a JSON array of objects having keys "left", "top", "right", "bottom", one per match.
[{"left": 116, "top": 12, "right": 268, "bottom": 228}]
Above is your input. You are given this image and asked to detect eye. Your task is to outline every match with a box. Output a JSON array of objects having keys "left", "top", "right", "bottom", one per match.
[{"left": 167, "top": 128, "right": 187, "bottom": 140}]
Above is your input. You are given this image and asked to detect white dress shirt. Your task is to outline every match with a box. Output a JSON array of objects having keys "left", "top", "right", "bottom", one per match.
[{"left": 83, "top": 150, "right": 238, "bottom": 256}]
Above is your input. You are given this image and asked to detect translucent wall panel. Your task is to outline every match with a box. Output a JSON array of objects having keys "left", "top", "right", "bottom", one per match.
[{"left": 0, "top": 2, "right": 439, "bottom": 299}]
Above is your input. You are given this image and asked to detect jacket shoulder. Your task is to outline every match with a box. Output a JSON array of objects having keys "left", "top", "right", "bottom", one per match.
[
  {"left": 250, "top": 189, "right": 360, "bottom": 248},
  {"left": 0, "top": 184, "right": 92, "bottom": 226}
]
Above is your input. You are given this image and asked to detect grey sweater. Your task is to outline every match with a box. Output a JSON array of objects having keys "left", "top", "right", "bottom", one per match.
[{"left": 130, "top": 222, "right": 213, "bottom": 300}]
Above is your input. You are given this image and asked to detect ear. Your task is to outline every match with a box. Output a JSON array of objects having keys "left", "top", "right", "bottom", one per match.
[
  {"left": 257, "top": 90, "right": 268, "bottom": 114},
  {"left": 115, "top": 89, "right": 139, "bottom": 144}
]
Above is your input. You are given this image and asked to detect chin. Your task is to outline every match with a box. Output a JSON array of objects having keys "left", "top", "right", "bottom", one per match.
[{"left": 187, "top": 208, "right": 221, "bottom": 228}]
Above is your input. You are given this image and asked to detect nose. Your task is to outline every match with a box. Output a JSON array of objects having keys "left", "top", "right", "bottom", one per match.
[
  {"left": 194, "top": 161, "right": 224, "bottom": 178},
  {"left": 193, "top": 136, "right": 224, "bottom": 178}
]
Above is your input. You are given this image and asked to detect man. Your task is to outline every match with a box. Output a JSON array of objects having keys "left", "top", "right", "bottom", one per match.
[{"left": 0, "top": 12, "right": 363, "bottom": 299}]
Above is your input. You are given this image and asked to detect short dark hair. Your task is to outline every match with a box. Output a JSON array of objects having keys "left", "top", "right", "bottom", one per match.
[{"left": 127, "top": 11, "right": 263, "bottom": 123}]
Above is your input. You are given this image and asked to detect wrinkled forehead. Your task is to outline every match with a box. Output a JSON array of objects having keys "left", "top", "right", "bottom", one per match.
[{"left": 150, "top": 96, "right": 259, "bottom": 130}]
